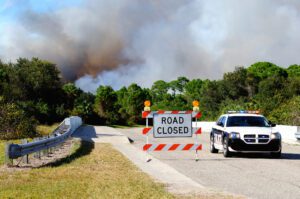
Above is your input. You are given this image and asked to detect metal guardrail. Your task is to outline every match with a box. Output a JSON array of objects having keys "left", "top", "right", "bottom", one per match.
[{"left": 6, "top": 116, "right": 82, "bottom": 160}]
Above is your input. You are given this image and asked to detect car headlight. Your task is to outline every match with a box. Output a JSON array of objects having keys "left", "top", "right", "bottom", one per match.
[
  {"left": 270, "top": 132, "right": 281, "bottom": 139},
  {"left": 229, "top": 132, "right": 240, "bottom": 139}
]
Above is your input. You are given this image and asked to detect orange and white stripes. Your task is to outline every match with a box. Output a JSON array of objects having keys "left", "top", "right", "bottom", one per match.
[
  {"left": 142, "top": 111, "right": 202, "bottom": 119},
  {"left": 142, "top": 127, "right": 202, "bottom": 135},
  {"left": 142, "top": 109, "right": 202, "bottom": 159},
  {"left": 143, "top": 143, "right": 202, "bottom": 151}
]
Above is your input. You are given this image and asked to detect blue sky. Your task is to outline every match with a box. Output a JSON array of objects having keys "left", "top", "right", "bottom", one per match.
[
  {"left": 0, "top": 0, "right": 82, "bottom": 35},
  {"left": 0, "top": 0, "right": 82, "bottom": 20}
]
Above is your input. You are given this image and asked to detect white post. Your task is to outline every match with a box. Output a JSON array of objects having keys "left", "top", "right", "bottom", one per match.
[
  {"left": 146, "top": 117, "right": 151, "bottom": 162},
  {"left": 195, "top": 117, "right": 199, "bottom": 161}
]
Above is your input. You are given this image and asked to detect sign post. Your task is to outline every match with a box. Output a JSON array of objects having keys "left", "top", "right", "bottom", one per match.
[
  {"left": 142, "top": 101, "right": 202, "bottom": 161},
  {"left": 144, "top": 101, "right": 151, "bottom": 162},
  {"left": 193, "top": 100, "right": 200, "bottom": 161}
]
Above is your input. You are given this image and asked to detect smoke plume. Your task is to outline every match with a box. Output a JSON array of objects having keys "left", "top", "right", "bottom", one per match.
[{"left": 1, "top": 0, "right": 300, "bottom": 92}]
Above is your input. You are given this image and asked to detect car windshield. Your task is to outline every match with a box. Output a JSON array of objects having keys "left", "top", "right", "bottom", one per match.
[{"left": 226, "top": 116, "right": 270, "bottom": 127}]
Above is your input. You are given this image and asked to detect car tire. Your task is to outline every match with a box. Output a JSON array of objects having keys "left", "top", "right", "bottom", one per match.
[
  {"left": 223, "top": 137, "right": 232, "bottom": 157},
  {"left": 271, "top": 150, "right": 281, "bottom": 158},
  {"left": 210, "top": 136, "right": 218, "bottom": 153}
]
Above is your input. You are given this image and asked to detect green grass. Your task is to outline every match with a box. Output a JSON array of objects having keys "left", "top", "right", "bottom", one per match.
[
  {"left": 0, "top": 141, "right": 5, "bottom": 165},
  {"left": 0, "top": 139, "right": 22, "bottom": 165},
  {"left": 36, "top": 123, "right": 60, "bottom": 136},
  {"left": 0, "top": 140, "right": 174, "bottom": 199}
]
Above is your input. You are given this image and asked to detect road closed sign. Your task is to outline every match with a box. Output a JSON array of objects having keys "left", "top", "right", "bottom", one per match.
[{"left": 153, "top": 113, "right": 192, "bottom": 138}]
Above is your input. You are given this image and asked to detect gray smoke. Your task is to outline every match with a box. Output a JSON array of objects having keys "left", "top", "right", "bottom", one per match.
[{"left": 1, "top": 0, "right": 300, "bottom": 92}]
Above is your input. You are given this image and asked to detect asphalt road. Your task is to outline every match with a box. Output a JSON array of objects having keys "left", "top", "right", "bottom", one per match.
[{"left": 117, "top": 127, "right": 300, "bottom": 199}]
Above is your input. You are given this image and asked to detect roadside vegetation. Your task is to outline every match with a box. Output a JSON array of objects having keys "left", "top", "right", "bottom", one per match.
[
  {"left": 0, "top": 122, "right": 58, "bottom": 165},
  {"left": 36, "top": 123, "right": 60, "bottom": 136},
  {"left": 0, "top": 141, "right": 5, "bottom": 165},
  {"left": 0, "top": 58, "right": 300, "bottom": 140},
  {"left": 0, "top": 141, "right": 174, "bottom": 199}
]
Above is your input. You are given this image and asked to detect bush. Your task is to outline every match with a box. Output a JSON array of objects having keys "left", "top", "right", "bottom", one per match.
[
  {"left": 0, "top": 97, "right": 38, "bottom": 140},
  {"left": 217, "top": 98, "right": 260, "bottom": 117},
  {"left": 268, "top": 96, "right": 300, "bottom": 125}
]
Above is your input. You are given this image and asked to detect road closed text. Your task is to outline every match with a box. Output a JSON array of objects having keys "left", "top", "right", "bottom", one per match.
[
  {"left": 153, "top": 114, "right": 192, "bottom": 138},
  {"left": 157, "top": 126, "right": 189, "bottom": 135}
]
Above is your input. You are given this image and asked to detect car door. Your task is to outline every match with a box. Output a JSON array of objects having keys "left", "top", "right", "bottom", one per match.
[{"left": 213, "top": 116, "right": 226, "bottom": 146}]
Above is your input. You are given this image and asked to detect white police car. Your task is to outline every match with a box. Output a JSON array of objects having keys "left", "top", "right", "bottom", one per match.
[{"left": 210, "top": 111, "right": 281, "bottom": 158}]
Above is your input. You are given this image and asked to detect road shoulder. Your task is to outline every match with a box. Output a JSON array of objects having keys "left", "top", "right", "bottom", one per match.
[{"left": 74, "top": 125, "right": 243, "bottom": 198}]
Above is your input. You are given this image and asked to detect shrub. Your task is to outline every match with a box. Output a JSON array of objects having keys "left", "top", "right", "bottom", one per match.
[
  {"left": 268, "top": 96, "right": 300, "bottom": 125},
  {"left": 0, "top": 97, "right": 38, "bottom": 140}
]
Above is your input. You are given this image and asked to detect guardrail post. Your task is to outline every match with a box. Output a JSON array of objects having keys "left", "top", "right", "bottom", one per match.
[
  {"left": 49, "top": 136, "right": 53, "bottom": 155},
  {"left": 33, "top": 138, "right": 39, "bottom": 159},
  {"left": 22, "top": 139, "right": 29, "bottom": 164},
  {"left": 41, "top": 137, "right": 46, "bottom": 157},
  {"left": 46, "top": 135, "right": 50, "bottom": 156},
  {"left": 38, "top": 138, "right": 41, "bottom": 159},
  {"left": 5, "top": 142, "right": 13, "bottom": 166},
  {"left": 2, "top": 117, "right": 82, "bottom": 165}
]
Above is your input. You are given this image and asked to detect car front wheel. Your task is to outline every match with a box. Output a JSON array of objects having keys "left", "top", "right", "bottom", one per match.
[
  {"left": 223, "top": 137, "right": 232, "bottom": 157},
  {"left": 210, "top": 136, "right": 218, "bottom": 153}
]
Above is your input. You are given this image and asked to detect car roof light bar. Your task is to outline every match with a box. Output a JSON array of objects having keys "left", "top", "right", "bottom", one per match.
[{"left": 227, "top": 110, "right": 260, "bottom": 114}]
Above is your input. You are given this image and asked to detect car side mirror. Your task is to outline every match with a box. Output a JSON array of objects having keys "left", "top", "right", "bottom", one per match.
[
  {"left": 217, "top": 122, "right": 224, "bottom": 127},
  {"left": 268, "top": 121, "right": 276, "bottom": 127}
]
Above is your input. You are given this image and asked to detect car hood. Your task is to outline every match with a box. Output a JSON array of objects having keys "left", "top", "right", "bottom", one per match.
[{"left": 225, "top": 127, "right": 275, "bottom": 135}]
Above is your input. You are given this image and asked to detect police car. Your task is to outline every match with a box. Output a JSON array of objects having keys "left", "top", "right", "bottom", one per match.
[{"left": 210, "top": 111, "right": 281, "bottom": 158}]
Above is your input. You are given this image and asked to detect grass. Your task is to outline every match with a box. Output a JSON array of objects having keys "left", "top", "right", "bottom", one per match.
[
  {"left": 0, "top": 139, "right": 22, "bottom": 165},
  {"left": 36, "top": 123, "right": 60, "bottom": 136},
  {"left": 0, "top": 141, "right": 5, "bottom": 165},
  {"left": 0, "top": 140, "right": 174, "bottom": 199}
]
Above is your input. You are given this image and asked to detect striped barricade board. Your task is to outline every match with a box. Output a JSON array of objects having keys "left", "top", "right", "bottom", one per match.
[
  {"left": 142, "top": 110, "right": 202, "bottom": 119},
  {"left": 143, "top": 143, "right": 202, "bottom": 151},
  {"left": 142, "top": 127, "right": 202, "bottom": 135},
  {"left": 142, "top": 110, "right": 202, "bottom": 156}
]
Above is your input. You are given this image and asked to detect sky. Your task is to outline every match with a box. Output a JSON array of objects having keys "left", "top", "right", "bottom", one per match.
[{"left": 1, "top": 0, "right": 300, "bottom": 92}]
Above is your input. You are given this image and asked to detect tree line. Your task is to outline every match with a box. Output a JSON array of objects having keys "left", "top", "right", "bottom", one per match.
[{"left": 0, "top": 58, "right": 299, "bottom": 139}]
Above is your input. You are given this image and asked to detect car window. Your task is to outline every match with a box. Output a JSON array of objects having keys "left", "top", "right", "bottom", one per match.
[
  {"left": 221, "top": 117, "right": 226, "bottom": 127},
  {"left": 227, "top": 116, "right": 270, "bottom": 127},
  {"left": 217, "top": 116, "right": 225, "bottom": 127}
]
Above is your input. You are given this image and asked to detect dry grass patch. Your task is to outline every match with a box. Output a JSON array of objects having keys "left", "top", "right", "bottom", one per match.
[
  {"left": 36, "top": 123, "right": 59, "bottom": 136},
  {"left": 0, "top": 141, "right": 5, "bottom": 165},
  {"left": 0, "top": 141, "right": 174, "bottom": 199}
]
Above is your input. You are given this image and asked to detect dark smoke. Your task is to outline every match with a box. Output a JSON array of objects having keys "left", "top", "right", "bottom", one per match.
[{"left": 1, "top": 0, "right": 300, "bottom": 92}]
